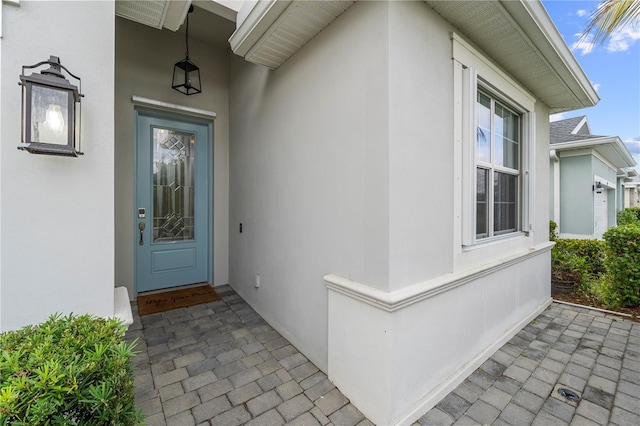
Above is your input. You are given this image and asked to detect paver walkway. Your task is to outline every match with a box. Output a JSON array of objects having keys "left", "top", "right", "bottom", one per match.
[
  {"left": 418, "top": 303, "right": 640, "bottom": 426},
  {"left": 125, "top": 285, "right": 371, "bottom": 426},
  {"left": 125, "top": 286, "right": 640, "bottom": 426}
]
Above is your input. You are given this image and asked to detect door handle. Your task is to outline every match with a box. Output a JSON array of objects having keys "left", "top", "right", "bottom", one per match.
[{"left": 138, "top": 222, "right": 146, "bottom": 245}]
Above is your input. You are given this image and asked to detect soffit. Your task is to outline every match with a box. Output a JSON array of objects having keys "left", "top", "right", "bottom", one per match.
[
  {"left": 115, "top": 0, "right": 191, "bottom": 31},
  {"left": 229, "top": 0, "right": 595, "bottom": 112},
  {"left": 229, "top": 0, "right": 355, "bottom": 69},
  {"left": 115, "top": 0, "right": 238, "bottom": 50},
  {"left": 425, "top": 0, "right": 597, "bottom": 113}
]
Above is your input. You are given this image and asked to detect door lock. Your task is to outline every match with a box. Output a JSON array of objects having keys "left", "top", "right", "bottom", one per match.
[{"left": 138, "top": 222, "right": 145, "bottom": 245}]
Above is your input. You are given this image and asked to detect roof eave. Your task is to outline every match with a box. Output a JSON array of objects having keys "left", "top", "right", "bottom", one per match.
[
  {"left": 551, "top": 136, "right": 636, "bottom": 168},
  {"left": 502, "top": 0, "right": 599, "bottom": 112}
]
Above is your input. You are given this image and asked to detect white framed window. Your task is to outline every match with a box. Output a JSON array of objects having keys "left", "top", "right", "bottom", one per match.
[
  {"left": 453, "top": 33, "right": 536, "bottom": 247},
  {"left": 475, "top": 89, "right": 521, "bottom": 239}
]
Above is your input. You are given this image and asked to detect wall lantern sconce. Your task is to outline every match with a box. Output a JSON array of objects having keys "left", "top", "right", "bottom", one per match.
[
  {"left": 594, "top": 182, "right": 603, "bottom": 193},
  {"left": 18, "top": 56, "right": 83, "bottom": 157},
  {"left": 172, "top": 5, "right": 201, "bottom": 95}
]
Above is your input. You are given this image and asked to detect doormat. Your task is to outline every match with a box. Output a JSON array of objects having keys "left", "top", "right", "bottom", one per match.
[{"left": 137, "top": 284, "right": 220, "bottom": 316}]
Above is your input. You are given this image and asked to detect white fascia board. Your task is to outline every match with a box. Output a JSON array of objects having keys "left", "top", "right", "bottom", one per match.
[
  {"left": 501, "top": 0, "right": 599, "bottom": 110},
  {"left": 194, "top": 0, "right": 240, "bottom": 22},
  {"left": 570, "top": 116, "right": 589, "bottom": 135},
  {"left": 553, "top": 136, "right": 636, "bottom": 168},
  {"left": 163, "top": 0, "right": 192, "bottom": 31},
  {"left": 228, "top": 0, "right": 291, "bottom": 56}
]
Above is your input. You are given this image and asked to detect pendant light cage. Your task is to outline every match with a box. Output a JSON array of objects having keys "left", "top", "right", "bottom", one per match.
[{"left": 172, "top": 5, "right": 201, "bottom": 95}]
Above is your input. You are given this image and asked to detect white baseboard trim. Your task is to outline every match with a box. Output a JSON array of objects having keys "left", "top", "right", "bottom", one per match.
[{"left": 394, "top": 297, "right": 553, "bottom": 425}]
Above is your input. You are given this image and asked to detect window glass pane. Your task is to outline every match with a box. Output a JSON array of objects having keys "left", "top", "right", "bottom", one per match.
[
  {"left": 152, "top": 128, "right": 196, "bottom": 242},
  {"left": 494, "top": 172, "right": 518, "bottom": 234},
  {"left": 494, "top": 102, "right": 519, "bottom": 169},
  {"left": 476, "top": 168, "right": 489, "bottom": 239},
  {"left": 476, "top": 92, "right": 491, "bottom": 162}
]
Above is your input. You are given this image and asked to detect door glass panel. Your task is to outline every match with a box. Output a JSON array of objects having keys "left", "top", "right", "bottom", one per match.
[{"left": 152, "top": 127, "right": 196, "bottom": 242}]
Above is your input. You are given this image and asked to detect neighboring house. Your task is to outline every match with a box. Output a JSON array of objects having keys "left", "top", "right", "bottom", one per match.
[
  {"left": 549, "top": 116, "right": 636, "bottom": 239},
  {"left": 622, "top": 174, "right": 640, "bottom": 209},
  {"left": 0, "top": 1, "right": 598, "bottom": 424}
]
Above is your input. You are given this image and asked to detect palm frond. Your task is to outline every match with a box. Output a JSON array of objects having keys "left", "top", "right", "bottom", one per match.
[{"left": 581, "top": 0, "right": 640, "bottom": 45}]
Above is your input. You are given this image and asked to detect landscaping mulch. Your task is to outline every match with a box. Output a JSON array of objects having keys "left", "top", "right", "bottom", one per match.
[{"left": 552, "top": 290, "right": 640, "bottom": 322}]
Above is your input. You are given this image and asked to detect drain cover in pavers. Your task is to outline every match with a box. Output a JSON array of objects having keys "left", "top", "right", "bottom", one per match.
[{"left": 552, "top": 383, "right": 581, "bottom": 407}]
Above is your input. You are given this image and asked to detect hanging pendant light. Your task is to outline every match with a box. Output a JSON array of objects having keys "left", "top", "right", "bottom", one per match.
[{"left": 172, "top": 5, "right": 201, "bottom": 95}]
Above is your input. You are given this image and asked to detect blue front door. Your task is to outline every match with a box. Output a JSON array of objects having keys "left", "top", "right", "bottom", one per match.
[{"left": 135, "top": 110, "right": 211, "bottom": 293}]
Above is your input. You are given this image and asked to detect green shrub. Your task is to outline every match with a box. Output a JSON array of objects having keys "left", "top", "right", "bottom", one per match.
[
  {"left": 0, "top": 314, "right": 143, "bottom": 425},
  {"left": 553, "top": 238, "right": 606, "bottom": 278},
  {"left": 603, "top": 225, "right": 640, "bottom": 307},
  {"left": 617, "top": 208, "right": 640, "bottom": 226},
  {"left": 549, "top": 220, "right": 558, "bottom": 242},
  {"left": 551, "top": 247, "right": 587, "bottom": 283},
  {"left": 627, "top": 207, "right": 640, "bottom": 220}
]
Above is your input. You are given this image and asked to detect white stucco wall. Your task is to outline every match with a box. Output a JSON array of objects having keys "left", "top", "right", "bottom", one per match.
[
  {"left": 114, "top": 17, "right": 230, "bottom": 297},
  {"left": 229, "top": 0, "right": 391, "bottom": 371},
  {"left": 0, "top": 1, "right": 115, "bottom": 331},
  {"left": 231, "top": 1, "right": 553, "bottom": 423},
  {"left": 387, "top": 1, "right": 454, "bottom": 289},
  {"left": 326, "top": 3, "right": 553, "bottom": 424}
]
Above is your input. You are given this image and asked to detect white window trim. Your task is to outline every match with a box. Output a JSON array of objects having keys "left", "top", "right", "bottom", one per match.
[{"left": 452, "top": 33, "right": 536, "bottom": 248}]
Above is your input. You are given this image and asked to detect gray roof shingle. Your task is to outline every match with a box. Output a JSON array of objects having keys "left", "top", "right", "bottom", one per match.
[{"left": 550, "top": 116, "right": 606, "bottom": 144}]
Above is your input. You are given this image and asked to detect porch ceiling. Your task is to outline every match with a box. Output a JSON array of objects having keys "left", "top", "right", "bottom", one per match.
[{"left": 116, "top": 0, "right": 238, "bottom": 50}]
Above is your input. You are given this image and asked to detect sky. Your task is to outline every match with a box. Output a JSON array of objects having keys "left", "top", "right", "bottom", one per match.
[{"left": 541, "top": 0, "right": 640, "bottom": 170}]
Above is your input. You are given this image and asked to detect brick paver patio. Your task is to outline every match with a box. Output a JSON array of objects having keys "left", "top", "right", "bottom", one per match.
[
  {"left": 125, "top": 285, "right": 640, "bottom": 425},
  {"left": 125, "top": 285, "right": 371, "bottom": 426}
]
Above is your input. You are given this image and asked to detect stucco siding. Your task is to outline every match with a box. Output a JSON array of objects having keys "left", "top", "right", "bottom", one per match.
[
  {"left": 230, "top": 1, "right": 552, "bottom": 422},
  {"left": 229, "top": 0, "right": 391, "bottom": 371},
  {"left": 0, "top": 1, "right": 115, "bottom": 330},
  {"left": 114, "top": 17, "right": 230, "bottom": 298},
  {"left": 387, "top": 0, "right": 454, "bottom": 289}
]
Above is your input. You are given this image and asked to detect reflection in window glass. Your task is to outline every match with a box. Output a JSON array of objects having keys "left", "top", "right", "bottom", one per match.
[
  {"left": 476, "top": 168, "right": 489, "bottom": 239},
  {"left": 494, "top": 172, "right": 517, "bottom": 234},
  {"left": 494, "top": 103, "right": 519, "bottom": 169},
  {"left": 476, "top": 92, "right": 491, "bottom": 162},
  {"left": 475, "top": 90, "right": 521, "bottom": 240}
]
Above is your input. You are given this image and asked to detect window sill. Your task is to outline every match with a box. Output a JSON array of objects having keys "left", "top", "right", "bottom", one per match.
[{"left": 462, "top": 231, "right": 529, "bottom": 252}]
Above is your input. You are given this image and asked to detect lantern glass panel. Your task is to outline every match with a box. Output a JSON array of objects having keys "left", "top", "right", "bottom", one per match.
[{"left": 31, "top": 84, "right": 69, "bottom": 146}]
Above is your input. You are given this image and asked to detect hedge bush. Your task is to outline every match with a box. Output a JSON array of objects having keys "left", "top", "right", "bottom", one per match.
[
  {"left": 553, "top": 238, "right": 606, "bottom": 278},
  {"left": 617, "top": 208, "right": 640, "bottom": 226},
  {"left": 603, "top": 225, "right": 640, "bottom": 307},
  {"left": 0, "top": 314, "right": 143, "bottom": 425}
]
